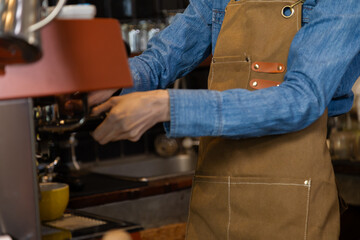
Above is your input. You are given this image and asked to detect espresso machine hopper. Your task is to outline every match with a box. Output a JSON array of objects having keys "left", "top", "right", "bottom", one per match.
[{"left": 0, "top": 2, "right": 132, "bottom": 238}]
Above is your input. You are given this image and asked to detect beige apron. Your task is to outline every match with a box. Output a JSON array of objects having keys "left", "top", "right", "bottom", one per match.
[{"left": 185, "top": 0, "right": 340, "bottom": 239}]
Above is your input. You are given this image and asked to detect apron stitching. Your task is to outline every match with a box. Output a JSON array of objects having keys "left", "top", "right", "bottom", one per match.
[
  {"left": 247, "top": 58, "right": 251, "bottom": 85},
  {"left": 232, "top": 182, "right": 306, "bottom": 186},
  {"left": 304, "top": 179, "right": 311, "bottom": 240},
  {"left": 297, "top": 5, "right": 300, "bottom": 30},
  {"left": 227, "top": 176, "right": 231, "bottom": 240},
  {"left": 212, "top": 61, "right": 248, "bottom": 63},
  {"left": 209, "top": 61, "right": 214, "bottom": 89},
  {"left": 229, "top": 0, "right": 300, "bottom": 6},
  {"left": 196, "top": 180, "right": 308, "bottom": 187},
  {"left": 184, "top": 176, "right": 196, "bottom": 239}
]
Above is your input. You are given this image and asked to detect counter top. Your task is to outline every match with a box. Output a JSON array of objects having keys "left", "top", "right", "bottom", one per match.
[{"left": 68, "top": 174, "right": 193, "bottom": 209}]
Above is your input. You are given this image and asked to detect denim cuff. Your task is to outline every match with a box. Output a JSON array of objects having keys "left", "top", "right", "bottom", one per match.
[{"left": 166, "top": 89, "right": 222, "bottom": 137}]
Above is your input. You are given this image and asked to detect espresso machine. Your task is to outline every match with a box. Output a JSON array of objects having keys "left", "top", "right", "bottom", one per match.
[{"left": 0, "top": 1, "right": 132, "bottom": 239}]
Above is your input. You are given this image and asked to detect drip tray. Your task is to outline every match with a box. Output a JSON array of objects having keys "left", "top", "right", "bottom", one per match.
[
  {"left": 90, "top": 154, "right": 197, "bottom": 182},
  {"left": 42, "top": 210, "right": 141, "bottom": 240}
]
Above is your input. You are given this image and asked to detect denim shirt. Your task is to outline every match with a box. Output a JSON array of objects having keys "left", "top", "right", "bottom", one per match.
[{"left": 123, "top": 0, "right": 360, "bottom": 138}]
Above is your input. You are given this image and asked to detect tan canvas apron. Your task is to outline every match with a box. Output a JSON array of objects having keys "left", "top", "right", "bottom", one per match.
[{"left": 185, "top": 0, "right": 340, "bottom": 239}]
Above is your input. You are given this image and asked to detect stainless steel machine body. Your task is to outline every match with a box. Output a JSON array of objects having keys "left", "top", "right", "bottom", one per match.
[
  {"left": 0, "top": 98, "right": 41, "bottom": 240},
  {"left": 0, "top": 0, "right": 42, "bottom": 63}
]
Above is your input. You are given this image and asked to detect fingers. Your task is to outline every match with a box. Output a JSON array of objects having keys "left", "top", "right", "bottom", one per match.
[
  {"left": 92, "top": 113, "right": 156, "bottom": 144},
  {"left": 92, "top": 115, "right": 119, "bottom": 144},
  {"left": 112, "top": 120, "right": 155, "bottom": 143},
  {"left": 91, "top": 98, "right": 115, "bottom": 116},
  {"left": 94, "top": 125, "right": 147, "bottom": 144}
]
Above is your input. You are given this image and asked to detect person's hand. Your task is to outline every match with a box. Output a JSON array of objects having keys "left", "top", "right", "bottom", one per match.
[{"left": 91, "top": 90, "right": 170, "bottom": 144}]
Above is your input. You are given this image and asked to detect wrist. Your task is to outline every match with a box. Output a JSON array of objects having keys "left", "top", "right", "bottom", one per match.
[{"left": 153, "top": 90, "right": 170, "bottom": 122}]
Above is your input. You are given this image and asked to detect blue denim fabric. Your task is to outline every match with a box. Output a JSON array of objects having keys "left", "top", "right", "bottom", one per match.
[{"left": 123, "top": 0, "right": 360, "bottom": 138}]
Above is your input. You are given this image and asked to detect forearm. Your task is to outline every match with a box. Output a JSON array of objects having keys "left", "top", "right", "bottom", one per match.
[{"left": 166, "top": 86, "right": 324, "bottom": 138}]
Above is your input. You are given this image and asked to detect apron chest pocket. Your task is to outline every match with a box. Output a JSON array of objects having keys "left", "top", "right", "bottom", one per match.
[
  {"left": 187, "top": 176, "right": 311, "bottom": 240},
  {"left": 209, "top": 56, "right": 251, "bottom": 91}
]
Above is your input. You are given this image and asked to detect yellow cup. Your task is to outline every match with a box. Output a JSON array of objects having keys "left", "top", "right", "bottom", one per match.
[{"left": 39, "top": 182, "right": 69, "bottom": 221}]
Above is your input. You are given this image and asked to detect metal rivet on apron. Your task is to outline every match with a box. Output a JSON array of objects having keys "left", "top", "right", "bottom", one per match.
[
  {"left": 281, "top": 0, "right": 304, "bottom": 19},
  {"left": 304, "top": 180, "right": 309, "bottom": 185},
  {"left": 254, "top": 64, "right": 259, "bottom": 69},
  {"left": 212, "top": 58, "right": 216, "bottom": 63},
  {"left": 281, "top": 6, "right": 294, "bottom": 18},
  {"left": 276, "top": 84, "right": 280, "bottom": 87},
  {"left": 252, "top": 81, "right": 258, "bottom": 87},
  {"left": 278, "top": 65, "right": 283, "bottom": 71}
]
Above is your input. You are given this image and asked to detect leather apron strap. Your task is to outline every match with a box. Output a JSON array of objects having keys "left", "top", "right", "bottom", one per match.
[{"left": 185, "top": 1, "right": 340, "bottom": 239}]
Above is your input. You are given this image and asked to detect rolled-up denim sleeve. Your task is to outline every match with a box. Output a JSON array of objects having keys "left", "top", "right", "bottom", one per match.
[
  {"left": 166, "top": 0, "right": 360, "bottom": 138},
  {"left": 122, "top": 0, "right": 213, "bottom": 95}
]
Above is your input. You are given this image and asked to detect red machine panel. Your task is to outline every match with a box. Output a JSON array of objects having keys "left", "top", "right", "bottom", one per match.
[{"left": 0, "top": 18, "right": 133, "bottom": 100}]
